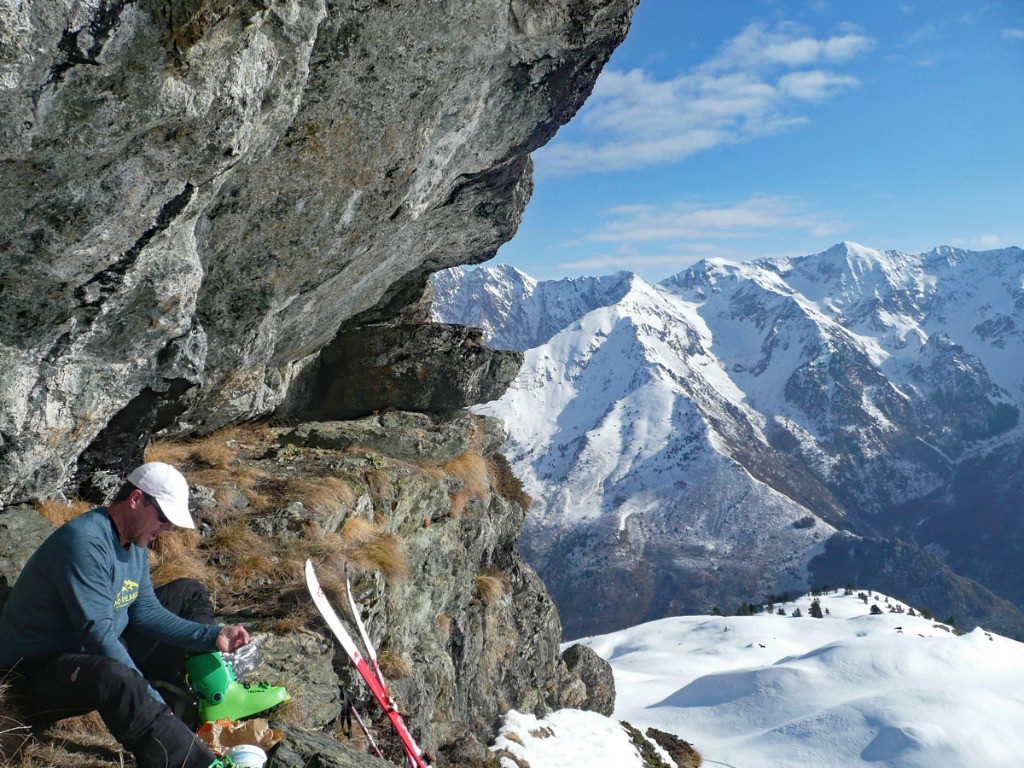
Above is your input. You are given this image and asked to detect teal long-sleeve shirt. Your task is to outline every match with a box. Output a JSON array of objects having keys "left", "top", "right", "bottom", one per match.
[{"left": 0, "top": 508, "right": 221, "bottom": 671}]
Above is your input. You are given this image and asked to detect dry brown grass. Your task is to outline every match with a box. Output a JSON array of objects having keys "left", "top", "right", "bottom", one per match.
[
  {"left": 475, "top": 569, "right": 508, "bottom": 606},
  {"left": 447, "top": 489, "right": 469, "bottom": 519},
  {"left": 487, "top": 453, "right": 532, "bottom": 510},
  {"left": 145, "top": 429, "right": 243, "bottom": 470},
  {"left": 35, "top": 498, "right": 92, "bottom": 527},
  {"left": 436, "top": 614, "right": 451, "bottom": 644},
  {"left": 189, "top": 465, "right": 270, "bottom": 513},
  {"left": 286, "top": 476, "right": 356, "bottom": 513},
  {"left": 207, "top": 520, "right": 284, "bottom": 593},
  {"left": 150, "top": 528, "right": 217, "bottom": 588},
  {"left": 341, "top": 518, "right": 408, "bottom": 582},
  {"left": 645, "top": 726, "right": 703, "bottom": 768},
  {"left": 444, "top": 451, "right": 491, "bottom": 500},
  {"left": 364, "top": 469, "right": 392, "bottom": 501},
  {"left": 377, "top": 650, "right": 412, "bottom": 680},
  {"left": 0, "top": 673, "right": 30, "bottom": 766},
  {"left": 264, "top": 606, "right": 315, "bottom": 635},
  {"left": 334, "top": 712, "right": 379, "bottom": 756},
  {"left": 1, "top": 706, "right": 125, "bottom": 768}
]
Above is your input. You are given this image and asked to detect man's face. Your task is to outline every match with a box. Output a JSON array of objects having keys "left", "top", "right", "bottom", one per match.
[{"left": 129, "top": 490, "right": 175, "bottom": 547}]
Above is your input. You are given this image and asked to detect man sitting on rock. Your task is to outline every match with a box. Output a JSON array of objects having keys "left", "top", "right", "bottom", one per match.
[{"left": 0, "top": 461, "right": 249, "bottom": 768}]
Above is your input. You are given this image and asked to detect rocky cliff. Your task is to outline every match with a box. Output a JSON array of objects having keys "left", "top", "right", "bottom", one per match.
[
  {"left": 2, "top": 413, "right": 609, "bottom": 766},
  {"left": 0, "top": 0, "right": 636, "bottom": 503},
  {"left": 0, "top": 1, "right": 637, "bottom": 765}
]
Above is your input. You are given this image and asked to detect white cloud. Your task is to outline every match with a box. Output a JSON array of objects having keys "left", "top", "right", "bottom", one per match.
[
  {"left": 709, "top": 22, "right": 874, "bottom": 71},
  {"left": 778, "top": 70, "right": 860, "bottom": 100},
  {"left": 590, "top": 196, "right": 845, "bottom": 244},
  {"left": 950, "top": 234, "right": 1004, "bottom": 250},
  {"left": 1003, "top": 28, "right": 1024, "bottom": 40},
  {"left": 558, "top": 245, "right": 714, "bottom": 273},
  {"left": 537, "top": 22, "right": 875, "bottom": 176}
]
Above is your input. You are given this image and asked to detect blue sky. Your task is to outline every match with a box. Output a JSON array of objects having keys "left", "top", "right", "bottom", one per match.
[{"left": 496, "top": 0, "right": 1024, "bottom": 282}]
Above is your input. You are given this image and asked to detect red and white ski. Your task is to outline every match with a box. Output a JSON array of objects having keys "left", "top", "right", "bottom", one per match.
[
  {"left": 344, "top": 562, "right": 389, "bottom": 687},
  {"left": 304, "top": 559, "right": 432, "bottom": 768}
]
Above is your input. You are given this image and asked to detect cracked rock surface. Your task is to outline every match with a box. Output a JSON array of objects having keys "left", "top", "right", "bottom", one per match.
[{"left": 0, "top": 0, "right": 637, "bottom": 504}]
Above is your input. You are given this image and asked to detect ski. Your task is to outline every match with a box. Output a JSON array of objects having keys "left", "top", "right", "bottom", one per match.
[
  {"left": 305, "top": 559, "right": 432, "bottom": 768},
  {"left": 344, "top": 561, "right": 387, "bottom": 688}
]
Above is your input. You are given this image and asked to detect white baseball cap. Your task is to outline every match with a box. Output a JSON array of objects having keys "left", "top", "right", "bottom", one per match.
[{"left": 127, "top": 462, "right": 194, "bottom": 529}]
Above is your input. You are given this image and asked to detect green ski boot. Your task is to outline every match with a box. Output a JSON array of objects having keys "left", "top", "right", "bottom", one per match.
[{"left": 187, "top": 651, "right": 290, "bottom": 722}]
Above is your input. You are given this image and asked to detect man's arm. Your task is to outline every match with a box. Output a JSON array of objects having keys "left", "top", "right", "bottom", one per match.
[{"left": 128, "top": 568, "right": 224, "bottom": 651}]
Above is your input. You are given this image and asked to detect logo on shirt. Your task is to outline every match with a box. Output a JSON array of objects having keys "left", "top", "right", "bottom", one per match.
[{"left": 113, "top": 579, "right": 139, "bottom": 610}]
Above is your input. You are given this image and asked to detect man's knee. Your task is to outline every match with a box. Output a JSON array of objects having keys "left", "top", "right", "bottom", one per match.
[
  {"left": 66, "top": 655, "right": 151, "bottom": 700},
  {"left": 155, "top": 578, "right": 215, "bottom": 624}
]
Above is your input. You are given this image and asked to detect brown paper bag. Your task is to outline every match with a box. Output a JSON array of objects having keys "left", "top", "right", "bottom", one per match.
[{"left": 197, "top": 718, "right": 285, "bottom": 756}]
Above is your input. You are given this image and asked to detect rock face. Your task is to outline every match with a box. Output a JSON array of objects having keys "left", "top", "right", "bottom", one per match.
[
  {"left": 0, "top": 3, "right": 640, "bottom": 763},
  {"left": 0, "top": 413, "right": 595, "bottom": 766},
  {"left": 560, "top": 644, "right": 615, "bottom": 716},
  {"left": 0, "top": 0, "right": 638, "bottom": 504},
  {"left": 306, "top": 323, "right": 524, "bottom": 419}
]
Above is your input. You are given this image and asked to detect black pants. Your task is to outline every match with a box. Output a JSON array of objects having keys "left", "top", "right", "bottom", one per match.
[{"left": 10, "top": 578, "right": 219, "bottom": 768}]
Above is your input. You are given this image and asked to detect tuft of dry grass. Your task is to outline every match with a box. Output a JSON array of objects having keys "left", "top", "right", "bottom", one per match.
[
  {"left": 150, "top": 529, "right": 217, "bottom": 588},
  {"left": 474, "top": 569, "right": 508, "bottom": 606},
  {"left": 356, "top": 535, "right": 406, "bottom": 582},
  {"left": 264, "top": 606, "right": 315, "bottom": 635},
  {"left": 207, "top": 520, "right": 286, "bottom": 593},
  {"left": 190, "top": 465, "right": 270, "bottom": 512},
  {"left": 444, "top": 451, "right": 491, "bottom": 500},
  {"left": 146, "top": 429, "right": 242, "bottom": 470},
  {"left": 364, "top": 469, "right": 392, "bottom": 501},
  {"left": 1, "top": 706, "right": 125, "bottom": 768},
  {"left": 0, "top": 673, "right": 30, "bottom": 766},
  {"left": 436, "top": 614, "right": 451, "bottom": 644},
  {"left": 487, "top": 453, "right": 532, "bottom": 510},
  {"left": 447, "top": 489, "right": 470, "bottom": 519},
  {"left": 269, "top": 695, "right": 308, "bottom": 731},
  {"left": 340, "top": 518, "right": 408, "bottom": 582},
  {"left": 231, "top": 554, "right": 281, "bottom": 584},
  {"left": 286, "top": 476, "right": 356, "bottom": 513},
  {"left": 35, "top": 498, "right": 92, "bottom": 528},
  {"left": 377, "top": 650, "right": 411, "bottom": 680}
]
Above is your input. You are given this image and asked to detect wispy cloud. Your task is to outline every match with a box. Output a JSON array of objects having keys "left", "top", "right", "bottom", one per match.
[
  {"left": 590, "top": 196, "right": 846, "bottom": 244},
  {"left": 537, "top": 22, "right": 875, "bottom": 176},
  {"left": 555, "top": 197, "right": 848, "bottom": 276},
  {"left": 951, "top": 234, "right": 1005, "bottom": 250},
  {"left": 558, "top": 246, "right": 718, "bottom": 273},
  {"left": 1004, "top": 28, "right": 1024, "bottom": 40}
]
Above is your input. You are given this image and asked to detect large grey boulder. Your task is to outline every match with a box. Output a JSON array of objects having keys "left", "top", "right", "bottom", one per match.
[
  {"left": 0, "top": 505, "right": 55, "bottom": 613},
  {"left": 561, "top": 643, "right": 615, "bottom": 716},
  {"left": 0, "top": 0, "right": 638, "bottom": 505},
  {"left": 305, "top": 324, "right": 523, "bottom": 419}
]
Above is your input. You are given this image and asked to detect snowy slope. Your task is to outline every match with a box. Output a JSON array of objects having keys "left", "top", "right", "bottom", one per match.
[
  {"left": 465, "top": 274, "right": 838, "bottom": 634},
  {"left": 430, "top": 264, "right": 636, "bottom": 351},
  {"left": 431, "top": 244, "right": 1024, "bottom": 636},
  {"left": 494, "top": 591, "right": 1024, "bottom": 768}
]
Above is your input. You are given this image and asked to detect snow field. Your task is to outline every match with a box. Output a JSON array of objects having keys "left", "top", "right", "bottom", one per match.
[{"left": 494, "top": 591, "right": 1024, "bottom": 768}]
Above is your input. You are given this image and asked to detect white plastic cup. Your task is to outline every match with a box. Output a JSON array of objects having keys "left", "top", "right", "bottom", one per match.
[{"left": 226, "top": 744, "right": 268, "bottom": 768}]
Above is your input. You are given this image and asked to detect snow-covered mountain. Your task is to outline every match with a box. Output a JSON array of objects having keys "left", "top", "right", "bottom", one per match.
[
  {"left": 432, "top": 244, "right": 1024, "bottom": 638},
  {"left": 493, "top": 590, "right": 1024, "bottom": 768}
]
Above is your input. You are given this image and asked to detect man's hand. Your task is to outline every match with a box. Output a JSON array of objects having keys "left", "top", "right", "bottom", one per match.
[{"left": 216, "top": 624, "right": 251, "bottom": 653}]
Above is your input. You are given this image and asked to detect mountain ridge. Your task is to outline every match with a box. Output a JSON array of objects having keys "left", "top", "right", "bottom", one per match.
[{"left": 433, "top": 242, "right": 1024, "bottom": 637}]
